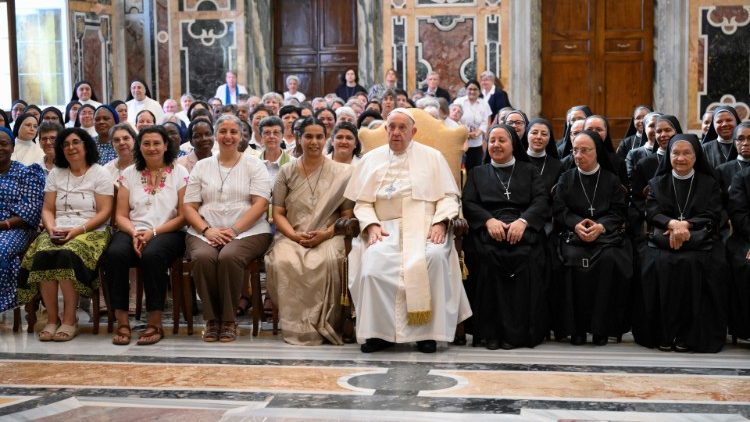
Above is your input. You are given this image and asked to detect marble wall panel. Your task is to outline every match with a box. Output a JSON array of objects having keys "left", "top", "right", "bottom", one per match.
[
  {"left": 70, "top": 9, "right": 113, "bottom": 102},
  {"left": 155, "top": 0, "right": 170, "bottom": 101},
  {"left": 81, "top": 28, "right": 104, "bottom": 97},
  {"left": 416, "top": 16, "right": 474, "bottom": 97},
  {"left": 180, "top": 18, "right": 237, "bottom": 100}
]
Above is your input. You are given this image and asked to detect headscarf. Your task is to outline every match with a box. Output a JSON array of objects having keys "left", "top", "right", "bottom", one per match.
[
  {"left": 702, "top": 105, "right": 741, "bottom": 143},
  {"left": 125, "top": 78, "right": 153, "bottom": 101},
  {"left": 110, "top": 99, "right": 127, "bottom": 110},
  {"left": 70, "top": 80, "right": 100, "bottom": 102},
  {"left": 12, "top": 113, "right": 38, "bottom": 141},
  {"left": 0, "top": 127, "right": 15, "bottom": 145},
  {"left": 74, "top": 104, "right": 96, "bottom": 128},
  {"left": 655, "top": 134, "right": 714, "bottom": 178},
  {"left": 163, "top": 121, "right": 186, "bottom": 144},
  {"left": 187, "top": 101, "right": 211, "bottom": 121},
  {"left": 525, "top": 117, "right": 559, "bottom": 159},
  {"left": 483, "top": 123, "right": 530, "bottom": 164},
  {"left": 41, "top": 106, "right": 64, "bottom": 124},
  {"left": 558, "top": 105, "right": 593, "bottom": 157},
  {"left": 623, "top": 105, "right": 652, "bottom": 138},
  {"left": 572, "top": 129, "right": 616, "bottom": 175},
  {"left": 655, "top": 114, "right": 684, "bottom": 136},
  {"left": 502, "top": 109, "right": 529, "bottom": 150},
  {"left": 94, "top": 104, "right": 120, "bottom": 124},
  {"left": 638, "top": 112, "right": 662, "bottom": 151},
  {"left": 64, "top": 101, "right": 82, "bottom": 124},
  {"left": 9, "top": 100, "right": 28, "bottom": 123},
  {"left": 584, "top": 115, "right": 616, "bottom": 153},
  {"left": 23, "top": 104, "right": 42, "bottom": 117},
  {"left": 0, "top": 110, "right": 10, "bottom": 129}
]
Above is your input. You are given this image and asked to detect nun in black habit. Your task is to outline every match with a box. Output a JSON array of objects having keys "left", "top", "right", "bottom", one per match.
[
  {"left": 633, "top": 134, "right": 727, "bottom": 353},
  {"left": 525, "top": 118, "right": 563, "bottom": 193},
  {"left": 625, "top": 112, "right": 661, "bottom": 180},
  {"left": 702, "top": 105, "right": 740, "bottom": 169},
  {"left": 463, "top": 124, "right": 551, "bottom": 350},
  {"left": 560, "top": 115, "right": 629, "bottom": 188},
  {"left": 616, "top": 105, "right": 651, "bottom": 160},
  {"left": 557, "top": 105, "right": 593, "bottom": 158},
  {"left": 552, "top": 130, "right": 632, "bottom": 346},
  {"left": 716, "top": 122, "right": 750, "bottom": 203},
  {"left": 727, "top": 162, "right": 750, "bottom": 340}
]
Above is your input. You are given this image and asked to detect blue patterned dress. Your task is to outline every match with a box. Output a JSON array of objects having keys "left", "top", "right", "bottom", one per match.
[
  {"left": 0, "top": 161, "right": 44, "bottom": 312},
  {"left": 95, "top": 138, "right": 117, "bottom": 165}
]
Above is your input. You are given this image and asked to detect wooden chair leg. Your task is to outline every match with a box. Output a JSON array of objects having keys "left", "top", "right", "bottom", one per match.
[
  {"left": 99, "top": 267, "right": 114, "bottom": 334},
  {"left": 272, "top": 300, "right": 279, "bottom": 335},
  {"left": 170, "top": 260, "right": 183, "bottom": 335},
  {"left": 135, "top": 268, "right": 144, "bottom": 321},
  {"left": 249, "top": 259, "right": 262, "bottom": 337},
  {"left": 25, "top": 294, "right": 39, "bottom": 334},
  {"left": 13, "top": 307, "right": 21, "bottom": 332},
  {"left": 182, "top": 260, "right": 194, "bottom": 335}
]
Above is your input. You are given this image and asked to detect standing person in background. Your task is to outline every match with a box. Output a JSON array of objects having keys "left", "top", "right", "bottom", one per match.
[
  {"left": 368, "top": 68, "right": 399, "bottom": 101},
  {"left": 214, "top": 70, "right": 248, "bottom": 106},
  {"left": 70, "top": 81, "right": 102, "bottom": 108},
  {"left": 420, "top": 71, "right": 452, "bottom": 104},
  {"left": 126, "top": 79, "right": 164, "bottom": 126},
  {"left": 335, "top": 69, "right": 367, "bottom": 102},
  {"left": 479, "top": 71, "right": 511, "bottom": 122},
  {"left": 176, "top": 94, "right": 194, "bottom": 125},
  {"left": 284, "top": 75, "right": 306, "bottom": 103}
]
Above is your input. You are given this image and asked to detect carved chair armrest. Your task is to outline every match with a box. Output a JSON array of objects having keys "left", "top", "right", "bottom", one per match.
[
  {"left": 335, "top": 217, "right": 360, "bottom": 239},
  {"left": 451, "top": 217, "right": 468, "bottom": 238}
]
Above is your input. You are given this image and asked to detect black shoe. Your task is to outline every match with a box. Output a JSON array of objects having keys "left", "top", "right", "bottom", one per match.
[
  {"left": 499, "top": 341, "right": 515, "bottom": 350},
  {"left": 360, "top": 338, "right": 394, "bottom": 353},
  {"left": 658, "top": 343, "right": 673, "bottom": 352},
  {"left": 416, "top": 340, "right": 437, "bottom": 353},
  {"left": 570, "top": 334, "right": 586, "bottom": 345},
  {"left": 486, "top": 339, "right": 500, "bottom": 350},
  {"left": 674, "top": 340, "right": 690, "bottom": 353},
  {"left": 592, "top": 335, "right": 608, "bottom": 346},
  {"left": 452, "top": 333, "right": 467, "bottom": 346}
]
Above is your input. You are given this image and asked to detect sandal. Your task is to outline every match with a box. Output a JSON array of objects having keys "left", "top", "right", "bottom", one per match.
[
  {"left": 219, "top": 321, "right": 237, "bottom": 342},
  {"left": 112, "top": 324, "right": 132, "bottom": 346},
  {"left": 53, "top": 323, "right": 78, "bottom": 342},
  {"left": 203, "top": 320, "right": 219, "bottom": 342},
  {"left": 136, "top": 325, "right": 164, "bottom": 346},
  {"left": 235, "top": 296, "right": 251, "bottom": 317},
  {"left": 38, "top": 323, "right": 59, "bottom": 342}
]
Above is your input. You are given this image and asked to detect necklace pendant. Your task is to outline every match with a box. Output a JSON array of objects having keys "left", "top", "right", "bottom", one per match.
[
  {"left": 146, "top": 197, "right": 152, "bottom": 207},
  {"left": 679, "top": 214, "right": 684, "bottom": 221},
  {"left": 384, "top": 182, "right": 397, "bottom": 199},
  {"left": 588, "top": 206, "right": 595, "bottom": 217},
  {"left": 504, "top": 189, "right": 511, "bottom": 200},
  {"left": 310, "top": 195, "right": 317, "bottom": 203}
]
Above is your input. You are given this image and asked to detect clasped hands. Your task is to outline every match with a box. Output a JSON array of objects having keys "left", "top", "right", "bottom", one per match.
[
  {"left": 574, "top": 218, "right": 605, "bottom": 243},
  {"left": 664, "top": 219, "right": 691, "bottom": 250},
  {"left": 293, "top": 228, "right": 331, "bottom": 248},
  {"left": 486, "top": 218, "right": 526, "bottom": 244},
  {"left": 48, "top": 226, "right": 83, "bottom": 245},
  {"left": 203, "top": 227, "right": 237, "bottom": 248},
  {"left": 131, "top": 229, "right": 156, "bottom": 256},
  {"left": 365, "top": 221, "right": 447, "bottom": 246}
]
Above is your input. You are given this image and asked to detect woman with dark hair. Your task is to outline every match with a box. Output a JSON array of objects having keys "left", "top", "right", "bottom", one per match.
[
  {"left": 135, "top": 109, "right": 157, "bottom": 132},
  {"left": 556, "top": 105, "right": 593, "bottom": 158},
  {"left": 463, "top": 124, "right": 550, "bottom": 350},
  {"left": 70, "top": 81, "right": 101, "bottom": 108},
  {"left": 11, "top": 113, "right": 43, "bottom": 166},
  {"left": 327, "top": 121, "right": 361, "bottom": 164},
  {"left": 10, "top": 100, "right": 28, "bottom": 126},
  {"left": 335, "top": 68, "right": 367, "bottom": 102},
  {"left": 633, "top": 134, "right": 726, "bottom": 353},
  {"left": 266, "top": 117, "right": 354, "bottom": 345},
  {"left": 454, "top": 79, "right": 492, "bottom": 172},
  {"left": 38, "top": 122, "right": 62, "bottom": 175},
  {"left": 41, "top": 107, "right": 64, "bottom": 126},
  {"left": 183, "top": 114, "right": 272, "bottom": 342},
  {"left": 22, "top": 105, "right": 42, "bottom": 123},
  {"left": 314, "top": 107, "right": 337, "bottom": 140},
  {"left": 616, "top": 105, "right": 651, "bottom": 159},
  {"left": 0, "top": 127, "right": 45, "bottom": 314},
  {"left": 74, "top": 104, "right": 97, "bottom": 138},
  {"left": 110, "top": 100, "right": 129, "bottom": 127},
  {"left": 177, "top": 120, "right": 214, "bottom": 173},
  {"left": 163, "top": 121, "right": 187, "bottom": 158},
  {"left": 104, "top": 125, "right": 188, "bottom": 346},
  {"left": 64, "top": 101, "right": 82, "bottom": 128},
  {"left": 17, "top": 127, "right": 113, "bottom": 342},
  {"left": 126, "top": 79, "right": 163, "bottom": 126},
  {"left": 357, "top": 109, "right": 382, "bottom": 129},
  {"left": 93, "top": 105, "right": 119, "bottom": 165},
  {"left": 552, "top": 130, "right": 632, "bottom": 346},
  {"left": 0, "top": 109, "right": 10, "bottom": 129}
]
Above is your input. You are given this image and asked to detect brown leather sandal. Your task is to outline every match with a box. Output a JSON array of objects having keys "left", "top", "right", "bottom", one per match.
[
  {"left": 136, "top": 325, "right": 164, "bottom": 346},
  {"left": 112, "top": 324, "right": 132, "bottom": 346},
  {"left": 203, "top": 320, "right": 219, "bottom": 342},
  {"left": 219, "top": 321, "right": 237, "bottom": 342}
]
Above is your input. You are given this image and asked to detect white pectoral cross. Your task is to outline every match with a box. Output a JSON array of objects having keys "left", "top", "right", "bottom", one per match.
[
  {"left": 504, "top": 189, "right": 511, "bottom": 200},
  {"left": 384, "top": 181, "right": 398, "bottom": 199}
]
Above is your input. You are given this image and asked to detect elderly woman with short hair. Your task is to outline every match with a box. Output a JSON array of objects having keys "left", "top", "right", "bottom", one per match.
[{"left": 284, "top": 75, "right": 306, "bottom": 103}]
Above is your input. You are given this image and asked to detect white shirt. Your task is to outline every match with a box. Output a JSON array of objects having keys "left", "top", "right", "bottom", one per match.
[
  {"left": 126, "top": 97, "right": 164, "bottom": 125},
  {"left": 214, "top": 84, "right": 248, "bottom": 105},
  {"left": 454, "top": 97, "right": 491, "bottom": 148},
  {"left": 79, "top": 99, "right": 102, "bottom": 108},
  {"left": 481, "top": 86, "right": 496, "bottom": 106},
  {"left": 283, "top": 91, "right": 306, "bottom": 103},
  {"left": 104, "top": 159, "right": 129, "bottom": 186},
  {"left": 11, "top": 139, "right": 44, "bottom": 166},
  {"left": 184, "top": 155, "right": 272, "bottom": 241},
  {"left": 175, "top": 110, "right": 190, "bottom": 125},
  {"left": 45, "top": 164, "right": 113, "bottom": 229},
  {"left": 121, "top": 164, "right": 189, "bottom": 231}
]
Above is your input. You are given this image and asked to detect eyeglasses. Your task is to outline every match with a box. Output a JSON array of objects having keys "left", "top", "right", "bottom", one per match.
[
  {"left": 262, "top": 130, "right": 282, "bottom": 137},
  {"left": 572, "top": 147, "right": 595, "bottom": 155},
  {"left": 506, "top": 120, "right": 525, "bottom": 127},
  {"left": 63, "top": 139, "right": 83, "bottom": 148}
]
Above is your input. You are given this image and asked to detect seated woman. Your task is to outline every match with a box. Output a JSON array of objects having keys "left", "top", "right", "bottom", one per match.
[
  {"left": 525, "top": 118, "right": 562, "bottom": 193},
  {"left": 177, "top": 120, "right": 213, "bottom": 173},
  {"left": 17, "top": 127, "right": 113, "bottom": 342},
  {"left": 183, "top": 114, "right": 272, "bottom": 342},
  {"left": 633, "top": 134, "right": 727, "bottom": 353},
  {"left": 728, "top": 124, "right": 750, "bottom": 341},
  {"left": 64, "top": 101, "right": 82, "bottom": 129},
  {"left": 552, "top": 130, "right": 632, "bottom": 346},
  {"left": 93, "top": 105, "right": 119, "bottom": 165},
  {"left": 0, "top": 127, "right": 45, "bottom": 314},
  {"left": 462, "top": 124, "right": 550, "bottom": 350},
  {"left": 135, "top": 110, "right": 156, "bottom": 133},
  {"left": 104, "top": 123, "right": 137, "bottom": 183},
  {"left": 266, "top": 117, "right": 354, "bottom": 345},
  {"left": 104, "top": 126, "right": 188, "bottom": 346},
  {"left": 41, "top": 107, "right": 64, "bottom": 126},
  {"left": 74, "top": 104, "right": 97, "bottom": 138},
  {"left": 327, "top": 121, "right": 361, "bottom": 165}
]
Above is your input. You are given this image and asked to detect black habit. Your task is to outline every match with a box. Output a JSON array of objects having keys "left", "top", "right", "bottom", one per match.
[
  {"left": 727, "top": 167, "right": 750, "bottom": 339},
  {"left": 703, "top": 139, "right": 737, "bottom": 169}
]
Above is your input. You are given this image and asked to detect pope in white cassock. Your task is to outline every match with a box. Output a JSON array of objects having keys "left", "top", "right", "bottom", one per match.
[{"left": 344, "top": 108, "right": 472, "bottom": 353}]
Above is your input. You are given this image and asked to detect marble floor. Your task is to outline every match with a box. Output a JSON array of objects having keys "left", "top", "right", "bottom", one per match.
[{"left": 1, "top": 308, "right": 749, "bottom": 421}]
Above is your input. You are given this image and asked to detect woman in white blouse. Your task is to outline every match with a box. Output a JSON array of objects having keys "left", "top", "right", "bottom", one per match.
[
  {"left": 183, "top": 114, "right": 272, "bottom": 342},
  {"left": 104, "top": 126, "right": 188, "bottom": 346},
  {"left": 10, "top": 113, "right": 43, "bottom": 166},
  {"left": 17, "top": 128, "right": 114, "bottom": 342},
  {"left": 104, "top": 123, "right": 136, "bottom": 185},
  {"left": 126, "top": 79, "right": 164, "bottom": 126},
  {"left": 453, "top": 79, "right": 491, "bottom": 172}
]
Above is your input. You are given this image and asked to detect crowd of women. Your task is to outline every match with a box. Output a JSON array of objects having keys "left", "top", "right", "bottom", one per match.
[{"left": 0, "top": 70, "right": 748, "bottom": 354}]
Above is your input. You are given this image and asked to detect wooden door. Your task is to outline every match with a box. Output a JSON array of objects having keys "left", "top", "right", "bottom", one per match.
[
  {"left": 541, "top": 0, "right": 653, "bottom": 144},
  {"left": 274, "top": 0, "right": 358, "bottom": 99}
]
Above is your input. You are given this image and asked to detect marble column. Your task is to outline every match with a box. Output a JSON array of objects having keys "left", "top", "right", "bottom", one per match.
[
  {"left": 509, "top": 0, "right": 541, "bottom": 116},
  {"left": 654, "top": 0, "right": 689, "bottom": 128},
  {"left": 246, "top": 0, "right": 273, "bottom": 96},
  {"left": 357, "top": 0, "right": 383, "bottom": 89}
]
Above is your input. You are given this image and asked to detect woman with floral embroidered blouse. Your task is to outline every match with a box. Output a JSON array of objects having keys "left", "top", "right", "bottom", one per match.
[{"left": 103, "top": 125, "right": 189, "bottom": 346}]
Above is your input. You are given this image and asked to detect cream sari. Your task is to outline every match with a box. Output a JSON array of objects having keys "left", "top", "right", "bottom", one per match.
[{"left": 266, "top": 159, "right": 353, "bottom": 345}]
